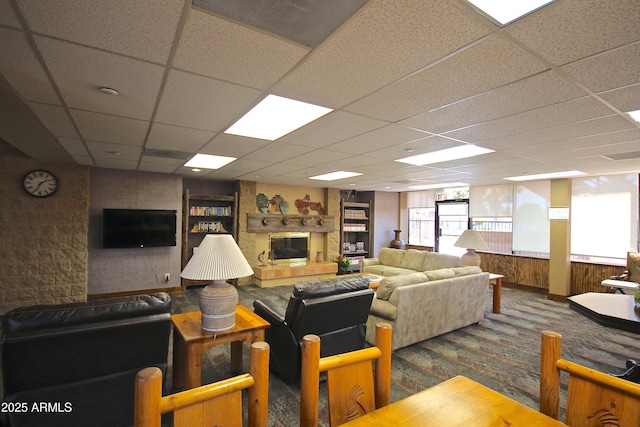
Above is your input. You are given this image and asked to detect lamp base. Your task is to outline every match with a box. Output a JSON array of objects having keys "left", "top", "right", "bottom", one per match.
[
  {"left": 199, "top": 280, "right": 238, "bottom": 332},
  {"left": 460, "top": 249, "right": 481, "bottom": 267}
]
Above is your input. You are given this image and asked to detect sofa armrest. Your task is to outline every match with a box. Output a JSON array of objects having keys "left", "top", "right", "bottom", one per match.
[
  {"left": 359, "top": 258, "right": 380, "bottom": 270},
  {"left": 253, "top": 299, "right": 286, "bottom": 325}
]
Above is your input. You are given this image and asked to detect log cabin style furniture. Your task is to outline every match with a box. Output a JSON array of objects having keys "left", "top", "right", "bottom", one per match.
[
  {"left": 540, "top": 330, "right": 640, "bottom": 425},
  {"left": 300, "top": 322, "right": 392, "bottom": 427},
  {"left": 171, "top": 305, "right": 270, "bottom": 390},
  {"left": 338, "top": 375, "right": 566, "bottom": 426},
  {"left": 1, "top": 293, "right": 172, "bottom": 427},
  {"left": 134, "top": 341, "right": 270, "bottom": 427},
  {"left": 253, "top": 275, "right": 374, "bottom": 382}
]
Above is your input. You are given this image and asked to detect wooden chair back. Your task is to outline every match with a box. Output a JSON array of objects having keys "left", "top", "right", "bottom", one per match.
[
  {"left": 134, "top": 341, "right": 269, "bottom": 427},
  {"left": 300, "top": 322, "right": 392, "bottom": 427},
  {"left": 540, "top": 330, "right": 640, "bottom": 426}
]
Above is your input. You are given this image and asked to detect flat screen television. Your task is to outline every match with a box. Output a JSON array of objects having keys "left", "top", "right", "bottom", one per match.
[{"left": 102, "top": 209, "right": 177, "bottom": 248}]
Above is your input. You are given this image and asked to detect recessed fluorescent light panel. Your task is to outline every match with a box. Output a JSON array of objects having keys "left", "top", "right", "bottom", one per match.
[
  {"left": 395, "top": 145, "right": 494, "bottom": 166},
  {"left": 184, "top": 153, "right": 236, "bottom": 169},
  {"left": 627, "top": 110, "right": 640, "bottom": 122},
  {"left": 408, "top": 182, "right": 469, "bottom": 190},
  {"left": 225, "top": 94, "right": 333, "bottom": 141},
  {"left": 504, "top": 170, "right": 586, "bottom": 181},
  {"left": 309, "top": 171, "right": 362, "bottom": 181},
  {"left": 466, "top": 0, "right": 556, "bottom": 25}
]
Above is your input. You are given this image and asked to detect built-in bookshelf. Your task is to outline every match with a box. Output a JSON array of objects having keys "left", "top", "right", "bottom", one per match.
[
  {"left": 182, "top": 189, "right": 238, "bottom": 289},
  {"left": 340, "top": 200, "right": 373, "bottom": 272}
]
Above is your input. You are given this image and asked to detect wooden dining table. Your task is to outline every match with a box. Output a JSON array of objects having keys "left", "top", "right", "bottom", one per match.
[{"left": 341, "top": 375, "right": 567, "bottom": 426}]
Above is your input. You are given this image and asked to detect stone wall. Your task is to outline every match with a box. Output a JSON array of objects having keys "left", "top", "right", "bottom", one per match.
[{"left": 0, "top": 156, "right": 89, "bottom": 314}]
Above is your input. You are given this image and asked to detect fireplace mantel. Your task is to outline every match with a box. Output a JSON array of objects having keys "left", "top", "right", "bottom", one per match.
[{"left": 247, "top": 213, "right": 335, "bottom": 233}]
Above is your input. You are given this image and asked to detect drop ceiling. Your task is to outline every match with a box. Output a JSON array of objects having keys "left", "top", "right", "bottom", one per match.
[{"left": 0, "top": 0, "right": 638, "bottom": 191}]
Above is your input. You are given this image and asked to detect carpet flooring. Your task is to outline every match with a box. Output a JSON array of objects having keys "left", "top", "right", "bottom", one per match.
[{"left": 170, "top": 284, "right": 640, "bottom": 426}]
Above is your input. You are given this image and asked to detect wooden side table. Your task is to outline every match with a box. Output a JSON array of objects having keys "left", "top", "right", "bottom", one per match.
[
  {"left": 488, "top": 273, "right": 504, "bottom": 314},
  {"left": 171, "top": 305, "right": 270, "bottom": 389}
]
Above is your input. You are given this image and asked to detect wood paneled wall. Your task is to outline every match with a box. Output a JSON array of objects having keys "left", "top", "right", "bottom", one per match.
[{"left": 479, "top": 253, "right": 627, "bottom": 295}]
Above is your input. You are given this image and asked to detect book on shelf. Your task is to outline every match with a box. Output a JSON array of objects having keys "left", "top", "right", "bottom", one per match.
[
  {"left": 343, "top": 209, "right": 368, "bottom": 219},
  {"left": 343, "top": 223, "right": 367, "bottom": 232},
  {"left": 190, "top": 206, "right": 232, "bottom": 216}
]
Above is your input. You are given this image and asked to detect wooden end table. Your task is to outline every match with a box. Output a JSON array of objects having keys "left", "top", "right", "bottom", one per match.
[
  {"left": 488, "top": 273, "right": 504, "bottom": 314},
  {"left": 172, "top": 305, "right": 270, "bottom": 389}
]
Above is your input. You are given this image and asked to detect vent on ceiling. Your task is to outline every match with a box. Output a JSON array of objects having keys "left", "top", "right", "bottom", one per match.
[
  {"left": 192, "top": 0, "right": 368, "bottom": 48},
  {"left": 601, "top": 151, "right": 640, "bottom": 161},
  {"left": 143, "top": 148, "right": 193, "bottom": 160}
]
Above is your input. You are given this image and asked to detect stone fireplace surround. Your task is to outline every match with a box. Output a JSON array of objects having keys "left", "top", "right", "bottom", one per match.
[{"left": 236, "top": 181, "right": 341, "bottom": 287}]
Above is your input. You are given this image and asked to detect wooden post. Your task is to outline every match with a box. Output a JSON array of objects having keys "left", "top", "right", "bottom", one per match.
[
  {"left": 540, "top": 330, "right": 562, "bottom": 419},
  {"left": 134, "top": 367, "right": 163, "bottom": 427},
  {"left": 248, "top": 341, "right": 270, "bottom": 427},
  {"left": 374, "top": 322, "right": 392, "bottom": 409},
  {"left": 300, "top": 334, "right": 321, "bottom": 427}
]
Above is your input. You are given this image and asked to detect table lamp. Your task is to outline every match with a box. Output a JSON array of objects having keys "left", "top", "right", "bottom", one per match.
[
  {"left": 180, "top": 234, "right": 254, "bottom": 332},
  {"left": 453, "top": 229, "right": 489, "bottom": 267}
]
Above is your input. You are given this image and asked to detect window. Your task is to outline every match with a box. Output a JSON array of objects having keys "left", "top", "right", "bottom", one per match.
[
  {"left": 571, "top": 174, "right": 639, "bottom": 264},
  {"left": 469, "top": 184, "right": 513, "bottom": 254},
  {"left": 408, "top": 207, "right": 435, "bottom": 246},
  {"left": 407, "top": 191, "right": 436, "bottom": 247}
]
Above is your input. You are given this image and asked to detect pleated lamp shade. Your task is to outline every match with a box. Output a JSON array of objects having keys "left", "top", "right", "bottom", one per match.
[
  {"left": 180, "top": 234, "right": 254, "bottom": 281},
  {"left": 453, "top": 230, "right": 489, "bottom": 267},
  {"left": 180, "top": 234, "right": 253, "bottom": 332}
]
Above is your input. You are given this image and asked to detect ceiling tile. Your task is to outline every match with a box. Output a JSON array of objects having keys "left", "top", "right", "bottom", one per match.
[
  {"left": 70, "top": 110, "right": 149, "bottom": 145},
  {"left": 29, "top": 103, "right": 79, "bottom": 138},
  {"left": 598, "top": 84, "right": 640, "bottom": 113},
  {"left": 505, "top": 0, "right": 640, "bottom": 66},
  {"left": 0, "top": 0, "right": 21, "bottom": 28},
  {"left": 174, "top": 8, "right": 309, "bottom": 89},
  {"left": 273, "top": 0, "right": 491, "bottom": 108},
  {"left": 16, "top": 0, "right": 184, "bottom": 63},
  {"left": 345, "top": 34, "right": 549, "bottom": 121},
  {"left": 155, "top": 70, "right": 262, "bottom": 131},
  {"left": 279, "top": 111, "right": 388, "bottom": 148},
  {"left": 57, "top": 137, "right": 89, "bottom": 156},
  {"left": 400, "top": 70, "right": 587, "bottom": 133},
  {"left": 198, "top": 133, "right": 267, "bottom": 158},
  {"left": 445, "top": 96, "right": 615, "bottom": 142},
  {"left": 146, "top": 122, "right": 215, "bottom": 152},
  {"left": 561, "top": 42, "right": 640, "bottom": 93},
  {"left": 35, "top": 37, "right": 165, "bottom": 120},
  {"left": 0, "top": 28, "right": 60, "bottom": 104},
  {"left": 243, "top": 141, "right": 315, "bottom": 162}
]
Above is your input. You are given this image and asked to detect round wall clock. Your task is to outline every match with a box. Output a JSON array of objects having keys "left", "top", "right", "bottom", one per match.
[{"left": 23, "top": 170, "right": 58, "bottom": 197}]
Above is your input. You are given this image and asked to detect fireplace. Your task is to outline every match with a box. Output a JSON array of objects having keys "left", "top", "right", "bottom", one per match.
[{"left": 269, "top": 232, "right": 309, "bottom": 263}]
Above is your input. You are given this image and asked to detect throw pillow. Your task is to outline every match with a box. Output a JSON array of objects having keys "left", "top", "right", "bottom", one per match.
[
  {"left": 452, "top": 266, "right": 483, "bottom": 276},
  {"left": 376, "top": 272, "right": 428, "bottom": 301},
  {"left": 425, "top": 268, "right": 456, "bottom": 281}
]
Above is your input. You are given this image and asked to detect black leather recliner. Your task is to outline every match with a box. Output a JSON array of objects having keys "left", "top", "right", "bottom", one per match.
[
  {"left": 253, "top": 276, "right": 374, "bottom": 382},
  {"left": 1, "top": 293, "right": 172, "bottom": 427}
]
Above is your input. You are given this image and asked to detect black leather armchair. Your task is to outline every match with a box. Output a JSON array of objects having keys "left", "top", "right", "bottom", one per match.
[
  {"left": 1, "top": 293, "right": 171, "bottom": 427},
  {"left": 253, "top": 276, "right": 374, "bottom": 382}
]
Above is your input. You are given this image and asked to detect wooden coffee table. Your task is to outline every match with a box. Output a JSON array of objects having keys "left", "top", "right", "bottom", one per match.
[
  {"left": 568, "top": 292, "right": 640, "bottom": 334},
  {"left": 171, "top": 305, "right": 270, "bottom": 389}
]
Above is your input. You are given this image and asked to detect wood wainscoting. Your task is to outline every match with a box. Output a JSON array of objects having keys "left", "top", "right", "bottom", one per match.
[{"left": 478, "top": 252, "right": 627, "bottom": 295}]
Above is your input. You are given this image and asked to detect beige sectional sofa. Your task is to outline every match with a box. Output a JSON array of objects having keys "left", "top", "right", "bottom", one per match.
[{"left": 360, "top": 248, "right": 490, "bottom": 350}]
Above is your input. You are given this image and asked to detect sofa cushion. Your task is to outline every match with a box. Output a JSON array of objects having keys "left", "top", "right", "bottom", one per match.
[
  {"left": 377, "top": 272, "right": 428, "bottom": 301},
  {"left": 425, "top": 268, "right": 456, "bottom": 281},
  {"left": 378, "top": 248, "right": 405, "bottom": 268},
  {"left": 452, "top": 266, "right": 483, "bottom": 276},
  {"left": 421, "top": 252, "right": 461, "bottom": 271},
  {"left": 399, "top": 249, "right": 428, "bottom": 271},
  {"left": 369, "top": 298, "right": 397, "bottom": 320}
]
